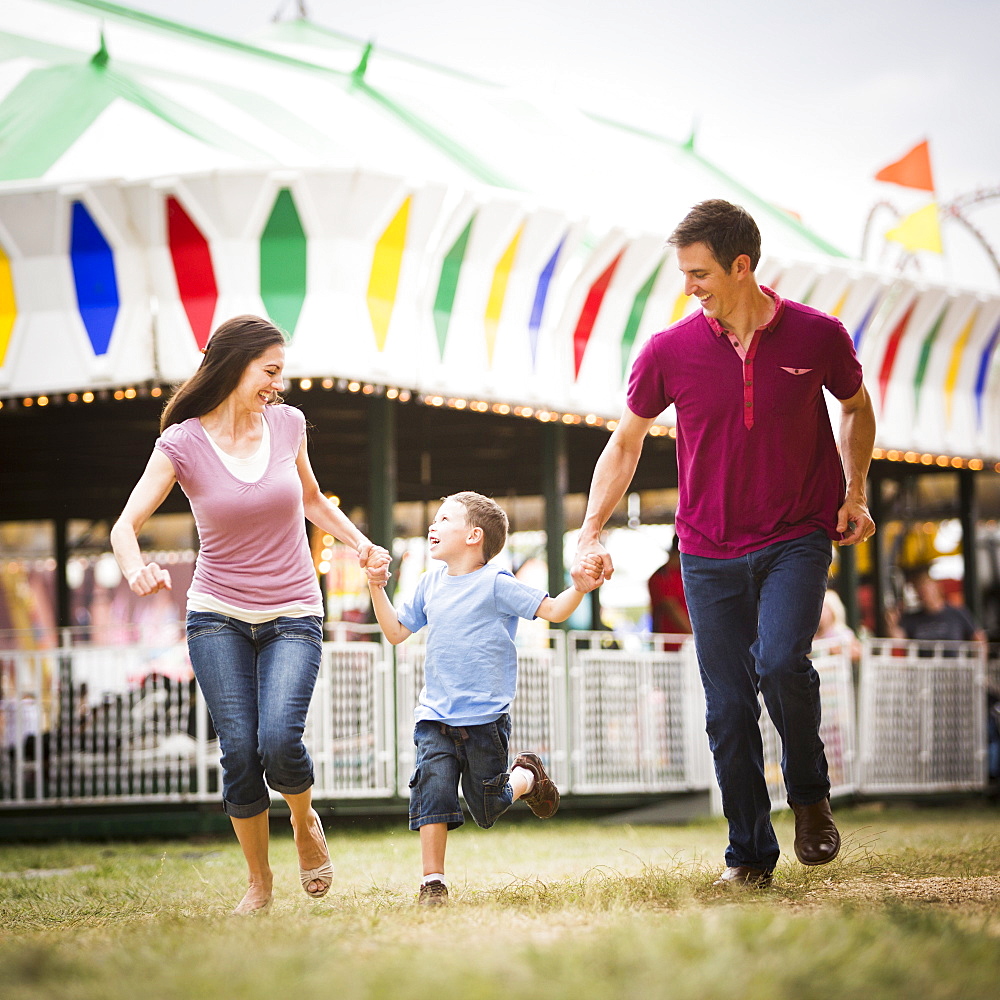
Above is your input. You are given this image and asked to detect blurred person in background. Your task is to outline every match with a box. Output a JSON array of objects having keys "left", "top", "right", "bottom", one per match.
[
  {"left": 886, "top": 568, "right": 986, "bottom": 644},
  {"left": 648, "top": 534, "right": 691, "bottom": 636}
]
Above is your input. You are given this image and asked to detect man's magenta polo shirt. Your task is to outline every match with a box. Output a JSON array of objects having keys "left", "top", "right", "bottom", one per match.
[{"left": 627, "top": 288, "right": 863, "bottom": 559}]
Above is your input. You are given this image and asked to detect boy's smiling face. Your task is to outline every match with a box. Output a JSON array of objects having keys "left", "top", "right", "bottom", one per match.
[{"left": 427, "top": 498, "right": 476, "bottom": 562}]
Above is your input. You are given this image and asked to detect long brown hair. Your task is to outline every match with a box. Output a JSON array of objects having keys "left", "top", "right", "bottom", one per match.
[{"left": 160, "top": 315, "right": 287, "bottom": 431}]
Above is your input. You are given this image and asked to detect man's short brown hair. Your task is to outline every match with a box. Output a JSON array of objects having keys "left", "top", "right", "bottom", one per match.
[
  {"left": 667, "top": 199, "right": 762, "bottom": 271},
  {"left": 445, "top": 491, "right": 509, "bottom": 563}
]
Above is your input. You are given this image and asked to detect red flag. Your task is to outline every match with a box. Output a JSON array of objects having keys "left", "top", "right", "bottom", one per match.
[{"left": 874, "top": 140, "right": 935, "bottom": 192}]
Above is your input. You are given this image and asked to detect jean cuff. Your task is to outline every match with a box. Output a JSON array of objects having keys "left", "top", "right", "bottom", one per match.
[
  {"left": 266, "top": 774, "right": 314, "bottom": 797},
  {"left": 223, "top": 792, "right": 272, "bottom": 819},
  {"left": 409, "top": 811, "right": 465, "bottom": 832}
]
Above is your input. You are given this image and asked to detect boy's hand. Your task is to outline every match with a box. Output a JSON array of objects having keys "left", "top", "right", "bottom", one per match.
[
  {"left": 364, "top": 546, "right": 392, "bottom": 587},
  {"left": 572, "top": 543, "right": 610, "bottom": 592},
  {"left": 579, "top": 554, "right": 604, "bottom": 585}
]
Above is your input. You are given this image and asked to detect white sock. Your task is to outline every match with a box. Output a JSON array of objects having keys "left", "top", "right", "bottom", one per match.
[
  {"left": 422, "top": 873, "right": 446, "bottom": 886},
  {"left": 511, "top": 765, "right": 535, "bottom": 796}
]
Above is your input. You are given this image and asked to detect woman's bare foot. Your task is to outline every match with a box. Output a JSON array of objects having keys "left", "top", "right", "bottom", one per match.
[
  {"left": 291, "top": 809, "right": 332, "bottom": 897},
  {"left": 231, "top": 876, "right": 273, "bottom": 915}
]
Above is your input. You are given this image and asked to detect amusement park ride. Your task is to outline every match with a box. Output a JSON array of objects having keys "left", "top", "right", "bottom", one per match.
[{"left": 863, "top": 141, "right": 1000, "bottom": 288}]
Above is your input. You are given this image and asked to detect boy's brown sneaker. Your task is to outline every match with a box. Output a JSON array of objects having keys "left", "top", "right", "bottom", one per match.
[
  {"left": 512, "top": 751, "right": 560, "bottom": 818},
  {"left": 418, "top": 880, "right": 449, "bottom": 906}
]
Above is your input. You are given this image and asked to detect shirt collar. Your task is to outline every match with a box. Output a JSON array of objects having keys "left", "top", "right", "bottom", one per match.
[{"left": 706, "top": 285, "right": 785, "bottom": 337}]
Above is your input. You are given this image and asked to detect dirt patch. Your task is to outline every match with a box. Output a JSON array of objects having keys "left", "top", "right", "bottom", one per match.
[{"left": 802, "top": 874, "right": 1000, "bottom": 914}]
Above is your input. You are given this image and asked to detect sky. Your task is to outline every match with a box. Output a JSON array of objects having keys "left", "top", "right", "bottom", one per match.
[{"left": 123, "top": 0, "right": 1000, "bottom": 285}]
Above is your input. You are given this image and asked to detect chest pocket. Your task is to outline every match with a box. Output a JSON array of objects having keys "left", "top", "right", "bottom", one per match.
[{"left": 758, "top": 364, "right": 824, "bottom": 418}]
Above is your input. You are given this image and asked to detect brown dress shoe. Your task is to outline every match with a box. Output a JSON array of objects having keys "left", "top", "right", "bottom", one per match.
[
  {"left": 712, "top": 866, "right": 773, "bottom": 888},
  {"left": 789, "top": 796, "right": 841, "bottom": 866},
  {"left": 511, "top": 751, "right": 560, "bottom": 818}
]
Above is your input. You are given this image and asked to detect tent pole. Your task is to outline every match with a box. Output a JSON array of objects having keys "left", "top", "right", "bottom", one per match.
[
  {"left": 542, "top": 424, "right": 568, "bottom": 625},
  {"left": 869, "top": 469, "right": 887, "bottom": 636},
  {"left": 837, "top": 543, "right": 859, "bottom": 634},
  {"left": 54, "top": 518, "right": 71, "bottom": 631},
  {"left": 368, "top": 394, "right": 397, "bottom": 598},
  {"left": 959, "top": 468, "right": 981, "bottom": 623}
]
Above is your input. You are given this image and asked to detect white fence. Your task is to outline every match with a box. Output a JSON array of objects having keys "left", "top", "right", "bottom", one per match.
[
  {"left": 0, "top": 632, "right": 994, "bottom": 810},
  {"left": 858, "top": 638, "right": 989, "bottom": 793}
]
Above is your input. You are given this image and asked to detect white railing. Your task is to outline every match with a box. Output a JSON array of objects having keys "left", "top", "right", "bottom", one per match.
[
  {"left": 567, "top": 632, "right": 711, "bottom": 794},
  {"left": 858, "top": 637, "right": 988, "bottom": 793},
  {"left": 0, "top": 631, "right": 994, "bottom": 810}
]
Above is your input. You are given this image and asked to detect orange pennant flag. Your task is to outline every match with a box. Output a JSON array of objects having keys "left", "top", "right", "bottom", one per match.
[{"left": 874, "top": 140, "right": 935, "bottom": 192}]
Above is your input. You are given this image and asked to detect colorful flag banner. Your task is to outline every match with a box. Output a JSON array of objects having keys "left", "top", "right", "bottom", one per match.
[
  {"left": 973, "top": 316, "right": 1000, "bottom": 428},
  {"left": 875, "top": 140, "right": 935, "bottom": 192},
  {"left": 619, "top": 257, "right": 663, "bottom": 379},
  {"left": 166, "top": 195, "right": 218, "bottom": 350},
  {"left": 912, "top": 303, "right": 948, "bottom": 409},
  {"left": 367, "top": 196, "right": 411, "bottom": 351},
  {"left": 944, "top": 310, "right": 977, "bottom": 422},
  {"left": 260, "top": 188, "right": 307, "bottom": 339},
  {"left": 877, "top": 301, "right": 916, "bottom": 405},
  {"left": 527, "top": 234, "right": 565, "bottom": 369},
  {"left": 433, "top": 215, "right": 474, "bottom": 361},
  {"left": 484, "top": 224, "right": 523, "bottom": 366},
  {"left": 573, "top": 249, "right": 623, "bottom": 378},
  {"left": 0, "top": 243, "right": 14, "bottom": 366},
  {"left": 70, "top": 200, "right": 119, "bottom": 356},
  {"left": 885, "top": 203, "right": 943, "bottom": 254}
]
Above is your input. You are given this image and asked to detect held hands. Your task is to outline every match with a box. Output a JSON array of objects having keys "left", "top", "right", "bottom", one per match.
[
  {"left": 361, "top": 545, "right": 392, "bottom": 588},
  {"left": 127, "top": 563, "right": 172, "bottom": 597},
  {"left": 571, "top": 545, "right": 610, "bottom": 593}
]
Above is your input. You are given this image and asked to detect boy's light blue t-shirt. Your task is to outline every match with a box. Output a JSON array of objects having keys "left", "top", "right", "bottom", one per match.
[{"left": 396, "top": 563, "right": 547, "bottom": 726}]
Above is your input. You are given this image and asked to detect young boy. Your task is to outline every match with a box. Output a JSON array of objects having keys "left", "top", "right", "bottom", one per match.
[{"left": 367, "top": 491, "right": 601, "bottom": 906}]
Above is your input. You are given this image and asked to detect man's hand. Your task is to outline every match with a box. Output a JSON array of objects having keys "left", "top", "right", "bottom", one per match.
[
  {"left": 571, "top": 540, "right": 613, "bottom": 592},
  {"left": 836, "top": 496, "right": 875, "bottom": 546}
]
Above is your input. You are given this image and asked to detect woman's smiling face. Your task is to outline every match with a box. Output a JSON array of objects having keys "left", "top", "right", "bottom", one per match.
[{"left": 237, "top": 344, "right": 285, "bottom": 411}]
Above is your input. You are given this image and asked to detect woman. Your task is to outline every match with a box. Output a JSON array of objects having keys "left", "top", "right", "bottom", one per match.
[{"left": 111, "top": 315, "right": 382, "bottom": 915}]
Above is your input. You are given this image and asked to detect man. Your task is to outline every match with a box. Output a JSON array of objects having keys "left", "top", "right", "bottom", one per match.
[{"left": 571, "top": 200, "right": 876, "bottom": 887}]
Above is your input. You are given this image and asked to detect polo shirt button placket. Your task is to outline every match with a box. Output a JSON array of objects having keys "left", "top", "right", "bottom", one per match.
[{"left": 743, "top": 363, "right": 754, "bottom": 428}]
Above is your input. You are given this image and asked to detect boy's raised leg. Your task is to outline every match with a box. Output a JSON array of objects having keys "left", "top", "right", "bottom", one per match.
[{"left": 511, "top": 752, "right": 560, "bottom": 818}]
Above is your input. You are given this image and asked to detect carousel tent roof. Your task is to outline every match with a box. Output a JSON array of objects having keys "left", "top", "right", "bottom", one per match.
[
  {"left": 0, "top": 0, "right": 843, "bottom": 257},
  {"left": 0, "top": 0, "right": 998, "bottom": 472}
]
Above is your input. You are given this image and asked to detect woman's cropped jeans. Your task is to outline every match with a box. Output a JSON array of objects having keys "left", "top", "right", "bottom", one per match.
[
  {"left": 186, "top": 611, "right": 323, "bottom": 818},
  {"left": 681, "top": 530, "right": 833, "bottom": 871}
]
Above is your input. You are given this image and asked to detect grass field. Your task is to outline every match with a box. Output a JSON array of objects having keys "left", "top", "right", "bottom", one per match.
[{"left": 1, "top": 803, "right": 998, "bottom": 999}]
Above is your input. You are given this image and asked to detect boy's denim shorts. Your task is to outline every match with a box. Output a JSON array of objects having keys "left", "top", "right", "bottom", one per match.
[{"left": 408, "top": 715, "right": 514, "bottom": 831}]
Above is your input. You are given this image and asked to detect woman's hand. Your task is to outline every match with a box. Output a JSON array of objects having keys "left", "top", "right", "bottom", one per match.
[
  {"left": 361, "top": 545, "right": 392, "bottom": 588},
  {"left": 127, "top": 562, "right": 172, "bottom": 596}
]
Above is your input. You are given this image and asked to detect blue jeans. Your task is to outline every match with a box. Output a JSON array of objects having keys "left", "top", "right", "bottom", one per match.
[
  {"left": 681, "top": 531, "right": 833, "bottom": 870},
  {"left": 408, "top": 716, "right": 514, "bottom": 831},
  {"left": 186, "top": 612, "right": 323, "bottom": 818}
]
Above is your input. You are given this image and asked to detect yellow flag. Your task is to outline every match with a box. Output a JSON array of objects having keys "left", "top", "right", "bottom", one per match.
[{"left": 885, "top": 202, "right": 942, "bottom": 254}]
